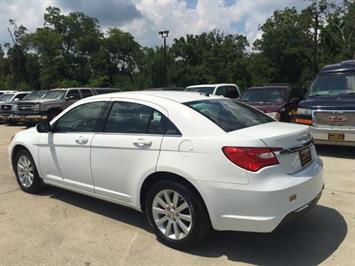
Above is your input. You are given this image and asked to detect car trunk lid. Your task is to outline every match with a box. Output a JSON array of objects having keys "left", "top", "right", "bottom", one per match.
[{"left": 228, "top": 122, "right": 316, "bottom": 174}]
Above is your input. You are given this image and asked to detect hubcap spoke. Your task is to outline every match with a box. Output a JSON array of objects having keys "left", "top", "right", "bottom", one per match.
[
  {"left": 165, "top": 220, "right": 173, "bottom": 236},
  {"left": 153, "top": 207, "right": 169, "bottom": 215},
  {"left": 177, "top": 219, "right": 189, "bottom": 234},
  {"left": 173, "top": 222, "right": 180, "bottom": 240},
  {"left": 172, "top": 192, "right": 179, "bottom": 208},
  {"left": 178, "top": 213, "right": 192, "bottom": 222},
  {"left": 176, "top": 202, "right": 188, "bottom": 212},
  {"left": 156, "top": 216, "right": 169, "bottom": 226}
]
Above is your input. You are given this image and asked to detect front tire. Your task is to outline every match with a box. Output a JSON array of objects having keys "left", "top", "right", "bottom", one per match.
[
  {"left": 145, "top": 180, "right": 210, "bottom": 250},
  {"left": 14, "top": 149, "right": 45, "bottom": 194}
]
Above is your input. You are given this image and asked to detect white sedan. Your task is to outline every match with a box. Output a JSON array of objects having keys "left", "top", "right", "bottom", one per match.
[{"left": 9, "top": 91, "right": 324, "bottom": 249}]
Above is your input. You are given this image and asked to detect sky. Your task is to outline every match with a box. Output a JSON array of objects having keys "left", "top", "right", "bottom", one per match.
[{"left": 0, "top": 0, "right": 310, "bottom": 47}]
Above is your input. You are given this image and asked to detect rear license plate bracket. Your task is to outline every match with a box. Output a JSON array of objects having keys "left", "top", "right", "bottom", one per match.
[{"left": 299, "top": 147, "right": 312, "bottom": 167}]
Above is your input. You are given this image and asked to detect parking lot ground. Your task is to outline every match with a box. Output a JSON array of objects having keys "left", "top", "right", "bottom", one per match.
[{"left": 0, "top": 124, "right": 354, "bottom": 265}]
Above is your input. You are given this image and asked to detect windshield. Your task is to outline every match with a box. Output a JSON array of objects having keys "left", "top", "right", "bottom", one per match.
[
  {"left": 241, "top": 88, "right": 287, "bottom": 103},
  {"left": 185, "top": 86, "right": 215, "bottom": 94},
  {"left": 42, "top": 90, "right": 65, "bottom": 100},
  {"left": 308, "top": 72, "right": 355, "bottom": 97},
  {"left": 185, "top": 99, "right": 274, "bottom": 132},
  {"left": 23, "top": 91, "right": 47, "bottom": 100},
  {"left": 0, "top": 94, "right": 14, "bottom": 102}
]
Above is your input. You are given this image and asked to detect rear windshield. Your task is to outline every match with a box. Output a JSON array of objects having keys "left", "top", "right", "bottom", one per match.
[
  {"left": 185, "top": 99, "right": 274, "bottom": 132},
  {"left": 241, "top": 88, "right": 288, "bottom": 103},
  {"left": 185, "top": 86, "right": 215, "bottom": 94}
]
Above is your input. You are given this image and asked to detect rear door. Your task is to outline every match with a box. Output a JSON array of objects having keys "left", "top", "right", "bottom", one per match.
[{"left": 90, "top": 99, "right": 167, "bottom": 204}]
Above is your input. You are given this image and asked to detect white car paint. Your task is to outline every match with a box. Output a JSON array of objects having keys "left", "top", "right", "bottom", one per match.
[
  {"left": 9, "top": 91, "right": 324, "bottom": 233},
  {"left": 185, "top": 83, "right": 241, "bottom": 99}
]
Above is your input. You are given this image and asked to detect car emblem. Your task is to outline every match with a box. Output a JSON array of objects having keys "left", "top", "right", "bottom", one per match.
[
  {"left": 328, "top": 115, "right": 347, "bottom": 122},
  {"left": 297, "top": 133, "right": 312, "bottom": 143}
]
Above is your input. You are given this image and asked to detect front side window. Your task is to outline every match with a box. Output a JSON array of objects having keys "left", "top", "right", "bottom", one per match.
[
  {"left": 54, "top": 102, "right": 106, "bottom": 132},
  {"left": 104, "top": 101, "right": 181, "bottom": 135},
  {"left": 14, "top": 93, "right": 29, "bottom": 101},
  {"left": 185, "top": 99, "right": 273, "bottom": 132},
  {"left": 66, "top": 90, "right": 81, "bottom": 100}
]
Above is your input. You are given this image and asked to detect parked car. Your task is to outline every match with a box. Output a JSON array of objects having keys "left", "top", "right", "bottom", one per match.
[
  {"left": 0, "top": 90, "right": 17, "bottom": 96},
  {"left": 144, "top": 87, "right": 185, "bottom": 91},
  {"left": 295, "top": 60, "right": 355, "bottom": 146},
  {"left": 15, "top": 87, "right": 120, "bottom": 126},
  {"left": 185, "top": 83, "right": 240, "bottom": 99},
  {"left": 0, "top": 91, "right": 48, "bottom": 124},
  {"left": 9, "top": 91, "right": 324, "bottom": 249},
  {"left": 0, "top": 92, "right": 31, "bottom": 123},
  {"left": 240, "top": 84, "right": 305, "bottom": 121}
]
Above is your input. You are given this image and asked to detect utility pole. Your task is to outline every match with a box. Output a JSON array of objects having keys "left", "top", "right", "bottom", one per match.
[
  {"left": 312, "top": 10, "right": 319, "bottom": 78},
  {"left": 159, "top": 30, "right": 169, "bottom": 86}
]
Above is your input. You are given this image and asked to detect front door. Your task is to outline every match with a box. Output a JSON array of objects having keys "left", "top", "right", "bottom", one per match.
[{"left": 38, "top": 101, "right": 107, "bottom": 192}]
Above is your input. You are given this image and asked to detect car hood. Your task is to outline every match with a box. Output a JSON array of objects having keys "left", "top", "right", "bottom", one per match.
[
  {"left": 299, "top": 95, "right": 355, "bottom": 110},
  {"left": 18, "top": 99, "right": 60, "bottom": 104},
  {"left": 243, "top": 102, "right": 287, "bottom": 112}
]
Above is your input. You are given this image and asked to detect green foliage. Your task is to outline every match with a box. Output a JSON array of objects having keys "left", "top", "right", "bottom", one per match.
[{"left": 0, "top": 1, "right": 353, "bottom": 92}]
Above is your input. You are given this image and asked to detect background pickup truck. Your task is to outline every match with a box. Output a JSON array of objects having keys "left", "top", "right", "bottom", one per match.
[{"left": 15, "top": 87, "right": 120, "bottom": 127}]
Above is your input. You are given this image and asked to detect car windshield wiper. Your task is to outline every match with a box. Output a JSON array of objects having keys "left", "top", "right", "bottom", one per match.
[{"left": 338, "top": 92, "right": 355, "bottom": 97}]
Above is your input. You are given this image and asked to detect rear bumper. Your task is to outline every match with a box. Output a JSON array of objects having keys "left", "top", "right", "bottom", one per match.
[
  {"left": 196, "top": 157, "right": 324, "bottom": 232},
  {"left": 311, "top": 126, "right": 355, "bottom": 147}
]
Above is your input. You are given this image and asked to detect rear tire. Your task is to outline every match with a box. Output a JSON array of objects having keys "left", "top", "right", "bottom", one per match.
[
  {"left": 13, "top": 149, "right": 45, "bottom": 194},
  {"left": 145, "top": 180, "right": 210, "bottom": 250}
]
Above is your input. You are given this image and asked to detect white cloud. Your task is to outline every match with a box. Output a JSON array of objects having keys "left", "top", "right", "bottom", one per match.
[{"left": 0, "top": 0, "right": 310, "bottom": 48}]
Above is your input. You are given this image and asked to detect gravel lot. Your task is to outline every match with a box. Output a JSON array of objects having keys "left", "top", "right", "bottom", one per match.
[{"left": 0, "top": 124, "right": 354, "bottom": 265}]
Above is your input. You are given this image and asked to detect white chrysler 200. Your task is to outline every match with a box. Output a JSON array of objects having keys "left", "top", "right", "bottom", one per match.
[{"left": 9, "top": 91, "right": 324, "bottom": 249}]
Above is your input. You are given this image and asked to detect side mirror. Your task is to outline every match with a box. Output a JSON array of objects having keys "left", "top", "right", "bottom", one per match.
[
  {"left": 36, "top": 121, "right": 51, "bottom": 133},
  {"left": 14, "top": 98, "right": 20, "bottom": 101},
  {"left": 290, "top": 97, "right": 300, "bottom": 104},
  {"left": 65, "top": 95, "right": 74, "bottom": 101}
]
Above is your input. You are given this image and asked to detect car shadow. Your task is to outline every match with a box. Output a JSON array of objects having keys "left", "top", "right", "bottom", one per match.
[
  {"left": 39, "top": 187, "right": 347, "bottom": 265},
  {"left": 316, "top": 144, "right": 355, "bottom": 159}
]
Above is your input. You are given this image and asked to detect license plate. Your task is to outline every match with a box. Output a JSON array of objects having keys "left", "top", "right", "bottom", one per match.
[
  {"left": 328, "top": 133, "right": 344, "bottom": 141},
  {"left": 299, "top": 147, "right": 312, "bottom": 167}
]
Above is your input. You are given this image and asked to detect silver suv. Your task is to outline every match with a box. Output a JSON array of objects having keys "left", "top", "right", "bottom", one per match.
[{"left": 15, "top": 87, "right": 119, "bottom": 126}]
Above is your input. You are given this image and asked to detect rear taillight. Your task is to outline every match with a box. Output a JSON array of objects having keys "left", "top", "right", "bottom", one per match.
[{"left": 222, "top": 147, "right": 282, "bottom": 172}]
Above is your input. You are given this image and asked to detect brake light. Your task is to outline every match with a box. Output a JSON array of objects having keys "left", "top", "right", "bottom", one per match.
[{"left": 222, "top": 147, "right": 281, "bottom": 172}]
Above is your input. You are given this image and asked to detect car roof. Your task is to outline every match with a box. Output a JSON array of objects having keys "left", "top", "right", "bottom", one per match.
[
  {"left": 247, "top": 85, "right": 290, "bottom": 90},
  {"left": 320, "top": 60, "right": 355, "bottom": 74},
  {"left": 186, "top": 83, "right": 237, "bottom": 88},
  {"left": 89, "top": 90, "right": 222, "bottom": 103}
]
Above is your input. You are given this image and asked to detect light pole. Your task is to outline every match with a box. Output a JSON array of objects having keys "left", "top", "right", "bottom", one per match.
[{"left": 159, "top": 30, "right": 169, "bottom": 86}]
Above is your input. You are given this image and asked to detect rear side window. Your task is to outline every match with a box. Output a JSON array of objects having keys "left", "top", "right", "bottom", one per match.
[
  {"left": 185, "top": 99, "right": 273, "bottom": 132},
  {"left": 81, "top": 89, "right": 93, "bottom": 98},
  {"left": 104, "top": 101, "right": 181, "bottom": 135}
]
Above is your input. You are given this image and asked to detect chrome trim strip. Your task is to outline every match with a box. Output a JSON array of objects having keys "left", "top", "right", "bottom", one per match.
[{"left": 278, "top": 139, "right": 313, "bottom": 155}]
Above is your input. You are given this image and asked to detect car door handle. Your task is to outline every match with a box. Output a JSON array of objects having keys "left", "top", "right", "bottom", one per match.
[
  {"left": 75, "top": 136, "right": 89, "bottom": 145},
  {"left": 133, "top": 139, "right": 152, "bottom": 147}
]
